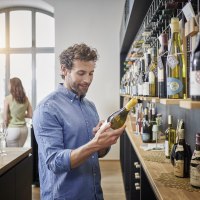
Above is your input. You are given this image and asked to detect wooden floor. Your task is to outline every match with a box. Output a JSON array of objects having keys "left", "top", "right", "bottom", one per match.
[{"left": 32, "top": 160, "right": 126, "bottom": 200}]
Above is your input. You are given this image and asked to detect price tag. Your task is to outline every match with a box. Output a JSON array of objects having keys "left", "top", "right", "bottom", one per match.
[
  {"left": 157, "top": 56, "right": 164, "bottom": 69},
  {"left": 182, "top": 2, "right": 196, "bottom": 22},
  {"left": 167, "top": 55, "right": 179, "bottom": 69}
]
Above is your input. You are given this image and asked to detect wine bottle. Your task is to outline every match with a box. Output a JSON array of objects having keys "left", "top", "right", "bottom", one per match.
[
  {"left": 100, "top": 98, "right": 142, "bottom": 130},
  {"left": 149, "top": 47, "right": 157, "bottom": 97},
  {"left": 158, "top": 33, "right": 168, "bottom": 98},
  {"left": 142, "top": 107, "right": 151, "bottom": 143},
  {"left": 171, "top": 122, "right": 191, "bottom": 177},
  {"left": 167, "top": 17, "right": 186, "bottom": 99},
  {"left": 190, "top": 33, "right": 200, "bottom": 101},
  {"left": 190, "top": 133, "right": 200, "bottom": 188},
  {"left": 165, "top": 115, "right": 176, "bottom": 159},
  {"left": 150, "top": 105, "right": 156, "bottom": 142},
  {"left": 143, "top": 51, "right": 151, "bottom": 97},
  {"left": 139, "top": 58, "right": 145, "bottom": 96}
]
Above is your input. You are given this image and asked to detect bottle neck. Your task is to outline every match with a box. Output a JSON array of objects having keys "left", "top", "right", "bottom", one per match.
[
  {"left": 196, "top": 144, "right": 200, "bottom": 151},
  {"left": 125, "top": 98, "right": 138, "bottom": 111},
  {"left": 168, "top": 123, "right": 172, "bottom": 128}
]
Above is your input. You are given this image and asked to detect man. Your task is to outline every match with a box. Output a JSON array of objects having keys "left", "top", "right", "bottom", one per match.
[{"left": 33, "top": 43, "right": 125, "bottom": 200}]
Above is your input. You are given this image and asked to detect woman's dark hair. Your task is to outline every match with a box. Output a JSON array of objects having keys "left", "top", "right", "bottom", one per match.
[
  {"left": 10, "top": 77, "right": 27, "bottom": 104},
  {"left": 59, "top": 43, "right": 98, "bottom": 79}
]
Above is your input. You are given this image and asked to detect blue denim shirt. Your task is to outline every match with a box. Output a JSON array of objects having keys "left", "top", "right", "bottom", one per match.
[{"left": 33, "top": 84, "right": 104, "bottom": 200}]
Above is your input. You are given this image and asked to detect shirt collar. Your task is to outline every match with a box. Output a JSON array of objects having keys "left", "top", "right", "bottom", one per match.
[{"left": 57, "top": 83, "right": 85, "bottom": 102}]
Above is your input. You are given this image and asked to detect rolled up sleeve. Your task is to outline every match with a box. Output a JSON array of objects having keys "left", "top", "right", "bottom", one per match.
[{"left": 33, "top": 102, "right": 72, "bottom": 174}]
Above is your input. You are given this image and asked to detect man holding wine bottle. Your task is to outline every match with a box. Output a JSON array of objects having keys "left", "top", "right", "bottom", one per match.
[{"left": 32, "top": 43, "right": 126, "bottom": 200}]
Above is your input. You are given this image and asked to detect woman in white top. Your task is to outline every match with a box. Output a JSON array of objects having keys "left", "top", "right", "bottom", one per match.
[{"left": 3, "top": 77, "right": 32, "bottom": 147}]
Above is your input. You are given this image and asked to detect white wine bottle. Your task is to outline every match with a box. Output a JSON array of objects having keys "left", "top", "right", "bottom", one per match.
[
  {"left": 100, "top": 98, "right": 142, "bottom": 130},
  {"left": 165, "top": 115, "right": 176, "bottom": 159},
  {"left": 167, "top": 17, "right": 186, "bottom": 99}
]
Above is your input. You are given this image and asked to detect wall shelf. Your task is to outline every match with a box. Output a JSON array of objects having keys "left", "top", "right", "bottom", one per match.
[
  {"left": 159, "top": 99, "right": 181, "bottom": 105},
  {"left": 151, "top": 97, "right": 160, "bottom": 103},
  {"left": 120, "top": 95, "right": 200, "bottom": 109},
  {"left": 179, "top": 100, "right": 200, "bottom": 109}
]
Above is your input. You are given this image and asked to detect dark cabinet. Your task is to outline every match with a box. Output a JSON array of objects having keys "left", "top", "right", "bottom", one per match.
[
  {"left": 31, "top": 128, "right": 39, "bottom": 186},
  {"left": 121, "top": 132, "right": 157, "bottom": 200},
  {"left": 0, "top": 155, "right": 32, "bottom": 200}
]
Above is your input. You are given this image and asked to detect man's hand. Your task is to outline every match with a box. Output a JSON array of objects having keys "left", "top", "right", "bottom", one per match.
[
  {"left": 92, "top": 120, "right": 105, "bottom": 135},
  {"left": 70, "top": 121, "right": 125, "bottom": 168},
  {"left": 94, "top": 122, "right": 126, "bottom": 149}
]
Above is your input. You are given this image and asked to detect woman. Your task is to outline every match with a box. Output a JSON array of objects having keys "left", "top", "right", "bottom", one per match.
[{"left": 3, "top": 77, "right": 32, "bottom": 147}]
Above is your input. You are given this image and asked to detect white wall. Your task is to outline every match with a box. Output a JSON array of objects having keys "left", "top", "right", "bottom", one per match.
[{"left": 44, "top": 0, "right": 125, "bottom": 160}]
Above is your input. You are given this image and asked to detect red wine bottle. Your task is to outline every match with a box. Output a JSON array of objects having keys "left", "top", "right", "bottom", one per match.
[
  {"left": 190, "top": 33, "right": 200, "bottom": 101},
  {"left": 190, "top": 133, "right": 200, "bottom": 188},
  {"left": 171, "top": 122, "right": 192, "bottom": 177}
]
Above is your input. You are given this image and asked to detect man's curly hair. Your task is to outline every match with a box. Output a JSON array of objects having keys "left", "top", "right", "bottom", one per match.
[{"left": 59, "top": 43, "right": 98, "bottom": 79}]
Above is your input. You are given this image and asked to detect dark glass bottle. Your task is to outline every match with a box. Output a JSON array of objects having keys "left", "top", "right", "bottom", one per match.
[
  {"left": 158, "top": 33, "right": 168, "bottom": 98},
  {"left": 149, "top": 47, "right": 157, "bottom": 97},
  {"left": 190, "top": 133, "right": 200, "bottom": 188},
  {"left": 171, "top": 122, "right": 192, "bottom": 177},
  {"left": 101, "top": 98, "right": 142, "bottom": 130},
  {"left": 143, "top": 51, "right": 151, "bottom": 97},
  {"left": 190, "top": 33, "right": 200, "bottom": 101},
  {"left": 142, "top": 107, "right": 151, "bottom": 143}
]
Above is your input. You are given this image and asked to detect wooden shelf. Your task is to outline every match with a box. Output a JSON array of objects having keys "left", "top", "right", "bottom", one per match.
[
  {"left": 120, "top": 94, "right": 131, "bottom": 98},
  {"left": 159, "top": 98, "right": 181, "bottom": 105},
  {"left": 151, "top": 97, "right": 160, "bottom": 103},
  {"left": 141, "top": 96, "right": 153, "bottom": 101},
  {"left": 179, "top": 100, "right": 200, "bottom": 109},
  {"left": 120, "top": 96, "right": 200, "bottom": 109}
]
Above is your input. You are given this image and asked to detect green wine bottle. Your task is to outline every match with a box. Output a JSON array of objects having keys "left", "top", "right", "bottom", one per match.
[
  {"left": 102, "top": 98, "right": 142, "bottom": 130},
  {"left": 167, "top": 17, "right": 186, "bottom": 99},
  {"left": 165, "top": 115, "right": 176, "bottom": 159}
]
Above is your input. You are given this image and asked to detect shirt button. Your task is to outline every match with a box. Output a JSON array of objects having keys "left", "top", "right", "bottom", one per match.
[
  {"left": 94, "top": 173, "right": 96, "bottom": 176},
  {"left": 92, "top": 156, "right": 94, "bottom": 159}
]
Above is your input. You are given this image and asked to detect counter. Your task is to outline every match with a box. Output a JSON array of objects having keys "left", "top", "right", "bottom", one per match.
[
  {"left": 0, "top": 147, "right": 32, "bottom": 200},
  {"left": 125, "top": 116, "right": 200, "bottom": 200}
]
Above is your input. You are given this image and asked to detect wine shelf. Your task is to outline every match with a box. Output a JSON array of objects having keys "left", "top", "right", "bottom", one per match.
[
  {"left": 151, "top": 97, "right": 160, "bottom": 103},
  {"left": 179, "top": 100, "right": 200, "bottom": 109},
  {"left": 159, "top": 98, "right": 181, "bottom": 105},
  {"left": 120, "top": 95, "right": 200, "bottom": 109}
]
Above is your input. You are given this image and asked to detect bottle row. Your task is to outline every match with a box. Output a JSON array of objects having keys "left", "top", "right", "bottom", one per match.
[
  {"left": 121, "top": 1, "right": 200, "bottom": 101},
  {"left": 133, "top": 100, "right": 200, "bottom": 188}
]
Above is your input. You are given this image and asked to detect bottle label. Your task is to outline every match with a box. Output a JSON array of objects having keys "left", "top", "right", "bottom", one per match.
[
  {"left": 167, "top": 55, "right": 179, "bottom": 69},
  {"left": 143, "top": 82, "right": 149, "bottom": 96},
  {"left": 152, "top": 131, "right": 157, "bottom": 141},
  {"left": 142, "top": 133, "right": 151, "bottom": 142},
  {"left": 190, "top": 70, "right": 200, "bottom": 95},
  {"left": 192, "top": 150, "right": 200, "bottom": 159},
  {"left": 132, "top": 86, "right": 137, "bottom": 96},
  {"left": 158, "top": 56, "right": 164, "bottom": 69},
  {"left": 138, "top": 84, "right": 143, "bottom": 96},
  {"left": 165, "top": 140, "right": 169, "bottom": 156},
  {"left": 167, "top": 77, "right": 183, "bottom": 95},
  {"left": 190, "top": 166, "right": 200, "bottom": 187},
  {"left": 149, "top": 71, "right": 155, "bottom": 84},
  {"left": 174, "top": 159, "right": 184, "bottom": 177},
  {"left": 158, "top": 68, "right": 164, "bottom": 82}
]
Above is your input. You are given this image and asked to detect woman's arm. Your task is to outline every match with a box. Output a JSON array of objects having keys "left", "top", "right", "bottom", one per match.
[
  {"left": 3, "top": 99, "right": 9, "bottom": 127},
  {"left": 26, "top": 99, "right": 33, "bottom": 118}
]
